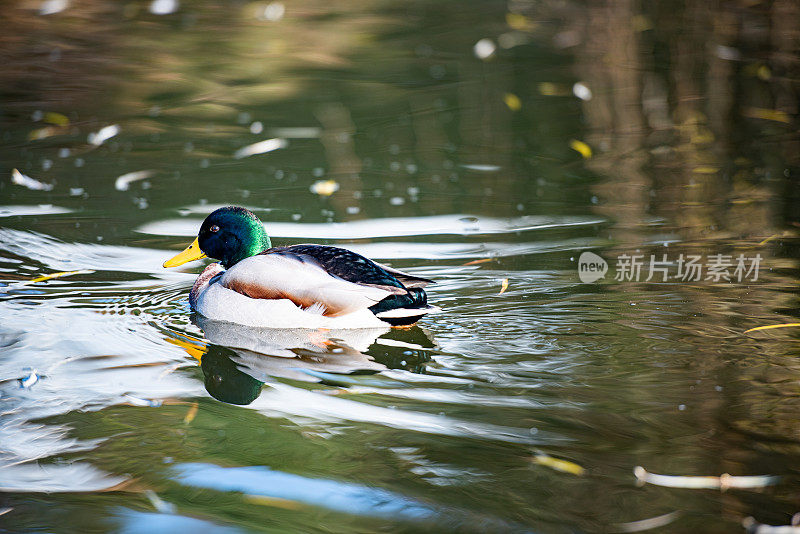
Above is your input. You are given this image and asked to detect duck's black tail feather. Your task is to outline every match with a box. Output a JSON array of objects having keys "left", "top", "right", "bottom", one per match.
[{"left": 369, "top": 288, "right": 437, "bottom": 326}]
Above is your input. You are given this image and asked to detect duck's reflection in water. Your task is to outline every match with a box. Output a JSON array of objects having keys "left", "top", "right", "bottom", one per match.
[{"left": 191, "top": 316, "right": 435, "bottom": 405}]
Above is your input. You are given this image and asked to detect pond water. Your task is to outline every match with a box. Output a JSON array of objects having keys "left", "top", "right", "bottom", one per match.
[{"left": 1, "top": 1, "right": 800, "bottom": 532}]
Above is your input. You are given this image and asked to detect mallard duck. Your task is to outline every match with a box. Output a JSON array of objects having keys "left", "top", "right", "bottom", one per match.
[{"left": 163, "top": 206, "right": 438, "bottom": 328}]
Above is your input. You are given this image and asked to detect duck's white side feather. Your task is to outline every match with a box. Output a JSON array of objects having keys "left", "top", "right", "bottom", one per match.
[
  {"left": 219, "top": 254, "right": 392, "bottom": 316},
  {"left": 194, "top": 283, "right": 389, "bottom": 328},
  {"left": 190, "top": 259, "right": 393, "bottom": 328}
]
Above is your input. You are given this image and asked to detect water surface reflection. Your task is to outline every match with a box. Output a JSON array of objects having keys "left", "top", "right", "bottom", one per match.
[{"left": 1, "top": 0, "right": 800, "bottom": 532}]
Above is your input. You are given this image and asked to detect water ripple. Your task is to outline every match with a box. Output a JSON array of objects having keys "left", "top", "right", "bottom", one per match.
[{"left": 137, "top": 213, "right": 606, "bottom": 239}]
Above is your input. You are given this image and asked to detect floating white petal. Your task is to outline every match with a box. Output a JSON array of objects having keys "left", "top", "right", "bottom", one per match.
[
  {"left": 572, "top": 82, "right": 592, "bottom": 101},
  {"left": 262, "top": 2, "right": 285, "bottom": 21},
  {"left": 270, "top": 127, "right": 321, "bottom": 138},
  {"left": 115, "top": 170, "right": 155, "bottom": 191},
  {"left": 87, "top": 124, "right": 120, "bottom": 146},
  {"left": 11, "top": 169, "right": 53, "bottom": 191},
  {"left": 233, "top": 138, "right": 288, "bottom": 159},
  {"left": 39, "top": 0, "right": 68, "bottom": 15},
  {"left": 473, "top": 38, "right": 496, "bottom": 60},
  {"left": 150, "top": 0, "right": 178, "bottom": 15}
]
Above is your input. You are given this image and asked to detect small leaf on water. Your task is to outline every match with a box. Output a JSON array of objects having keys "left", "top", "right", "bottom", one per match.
[
  {"left": 758, "top": 234, "right": 778, "bottom": 246},
  {"left": 310, "top": 179, "right": 340, "bottom": 196},
  {"left": 572, "top": 82, "right": 592, "bottom": 101},
  {"left": 11, "top": 169, "right": 54, "bottom": 191},
  {"left": 244, "top": 494, "right": 302, "bottom": 510},
  {"left": 183, "top": 402, "right": 198, "bottom": 424},
  {"left": 538, "top": 82, "right": 569, "bottom": 96},
  {"left": 28, "top": 126, "right": 60, "bottom": 141},
  {"left": 503, "top": 93, "right": 522, "bottom": 111},
  {"left": 150, "top": 0, "right": 178, "bottom": 15},
  {"left": 634, "top": 466, "right": 779, "bottom": 490},
  {"left": 692, "top": 166, "right": 718, "bottom": 174},
  {"left": 473, "top": 38, "right": 496, "bottom": 60},
  {"left": 39, "top": 0, "right": 68, "bottom": 15},
  {"left": 569, "top": 139, "right": 592, "bottom": 159},
  {"left": 499, "top": 278, "right": 509, "bottom": 294},
  {"left": 43, "top": 112, "right": 69, "bottom": 126},
  {"left": 30, "top": 269, "right": 94, "bottom": 283},
  {"left": 88, "top": 124, "right": 120, "bottom": 146},
  {"left": 233, "top": 137, "right": 288, "bottom": 159},
  {"left": 115, "top": 170, "right": 155, "bottom": 191},
  {"left": 690, "top": 129, "right": 715, "bottom": 144},
  {"left": 19, "top": 370, "right": 40, "bottom": 389},
  {"left": 744, "top": 323, "right": 800, "bottom": 334},
  {"left": 463, "top": 258, "right": 493, "bottom": 266},
  {"left": 743, "top": 107, "right": 791, "bottom": 124},
  {"left": 531, "top": 452, "right": 585, "bottom": 476},
  {"left": 505, "top": 13, "right": 535, "bottom": 31},
  {"left": 615, "top": 511, "right": 681, "bottom": 533}
]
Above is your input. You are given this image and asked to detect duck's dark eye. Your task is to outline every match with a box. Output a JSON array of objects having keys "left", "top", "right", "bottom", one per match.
[{"left": 210, "top": 225, "right": 220, "bottom": 233}]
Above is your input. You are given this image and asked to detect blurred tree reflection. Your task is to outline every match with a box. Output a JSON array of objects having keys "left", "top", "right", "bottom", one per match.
[{"left": 530, "top": 0, "right": 800, "bottom": 242}]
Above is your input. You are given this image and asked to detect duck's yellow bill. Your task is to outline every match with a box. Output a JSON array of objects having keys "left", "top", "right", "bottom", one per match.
[{"left": 163, "top": 237, "right": 206, "bottom": 268}]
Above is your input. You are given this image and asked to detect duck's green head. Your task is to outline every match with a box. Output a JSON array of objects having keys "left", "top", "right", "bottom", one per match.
[{"left": 163, "top": 206, "right": 271, "bottom": 269}]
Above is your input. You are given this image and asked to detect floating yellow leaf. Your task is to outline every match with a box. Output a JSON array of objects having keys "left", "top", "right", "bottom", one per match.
[
  {"left": 503, "top": 93, "right": 521, "bottom": 111},
  {"left": 743, "top": 323, "right": 800, "bottom": 334},
  {"left": 29, "top": 126, "right": 60, "bottom": 141},
  {"left": 30, "top": 269, "right": 94, "bottom": 283},
  {"left": 505, "top": 13, "right": 535, "bottom": 31},
  {"left": 569, "top": 139, "right": 592, "bottom": 159},
  {"left": 757, "top": 65, "right": 771, "bottom": 81},
  {"left": 692, "top": 166, "right": 718, "bottom": 174},
  {"left": 183, "top": 402, "right": 199, "bottom": 424},
  {"left": 531, "top": 452, "right": 585, "bottom": 476},
  {"left": 244, "top": 494, "right": 302, "bottom": 510},
  {"left": 757, "top": 234, "right": 778, "bottom": 246},
  {"left": 538, "top": 82, "right": 569, "bottom": 96},
  {"left": 44, "top": 112, "right": 69, "bottom": 127},
  {"left": 463, "top": 258, "right": 493, "bottom": 266},
  {"left": 499, "top": 278, "right": 509, "bottom": 294},
  {"left": 690, "top": 129, "right": 715, "bottom": 144},
  {"left": 743, "top": 107, "right": 791, "bottom": 124},
  {"left": 310, "top": 179, "right": 340, "bottom": 196}
]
